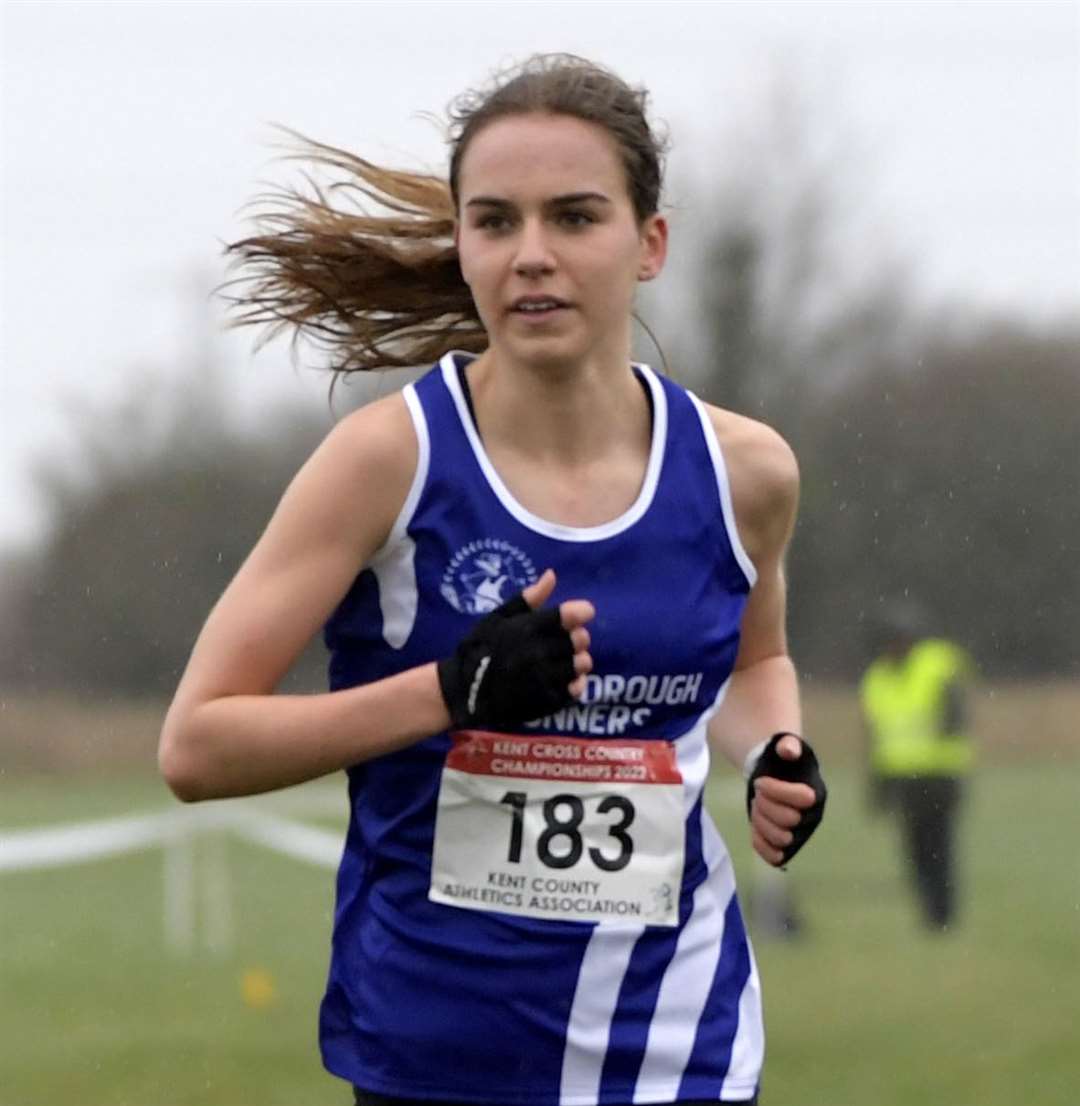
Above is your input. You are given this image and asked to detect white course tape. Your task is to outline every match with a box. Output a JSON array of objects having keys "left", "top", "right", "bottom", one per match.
[
  {"left": 0, "top": 811, "right": 183, "bottom": 872},
  {"left": 0, "top": 804, "right": 342, "bottom": 873},
  {"left": 1, "top": 803, "right": 346, "bottom": 955},
  {"left": 230, "top": 809, "right": 343, "bottom": 869}
]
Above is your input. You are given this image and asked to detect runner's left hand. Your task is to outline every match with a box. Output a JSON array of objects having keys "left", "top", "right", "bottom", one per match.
[{"left": 747, "top": 734, "right": 827, "bottom": 867}]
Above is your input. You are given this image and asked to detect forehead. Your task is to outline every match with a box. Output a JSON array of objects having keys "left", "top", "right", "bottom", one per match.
[{"left": 458, "top": 112, "right": 627, "bottom": 202}]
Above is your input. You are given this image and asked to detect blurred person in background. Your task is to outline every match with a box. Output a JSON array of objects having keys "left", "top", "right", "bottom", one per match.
[
  {"left": 860, "top": 601, "right": 975, "bottom": 931},
  {"left": 159, "top": 54, "right": 827, "bottom": 1106}
]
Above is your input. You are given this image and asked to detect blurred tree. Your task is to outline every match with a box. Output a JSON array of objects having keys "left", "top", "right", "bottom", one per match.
[
  {"left": 797, "top": 320, "right": 1080, "bottom": 679},
  {"left": 663, "top": 75, "right": 918, "bottom": 435},
  {"left": 1, "top": 365, "right": 334, "bottom": 698},
  {"left": 661, "top": 78, "right": 1079, "bottom": 680}
]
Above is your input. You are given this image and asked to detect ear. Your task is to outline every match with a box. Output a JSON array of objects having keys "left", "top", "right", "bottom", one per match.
[{"left": 637, "top": 213, "right": 668, "bottom": 283}]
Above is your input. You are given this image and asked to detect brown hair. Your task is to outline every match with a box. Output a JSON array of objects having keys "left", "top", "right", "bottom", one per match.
[{"left": 224, "top": 54, "right": 666, "bottom": 374}]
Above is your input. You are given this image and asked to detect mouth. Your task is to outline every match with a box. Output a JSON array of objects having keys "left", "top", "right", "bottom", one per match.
[{"left": 508, "top": 296, "right": 571, "bottom": 319}]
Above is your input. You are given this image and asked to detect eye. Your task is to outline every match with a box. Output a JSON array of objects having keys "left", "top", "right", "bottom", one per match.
[
  {"left": 557, "top": 209, "right": 596, "bottom": 229},
  {"left": 474, "top": 212, "right": 512, "bottom": 232}
]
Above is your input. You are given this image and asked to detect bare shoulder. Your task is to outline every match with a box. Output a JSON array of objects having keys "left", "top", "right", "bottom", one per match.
[
  {"left": 322, "top": 388, "right": 417, "bottom": 475},
  {"left": 266, "top": 388, "right": 419, "bottom": 565},
  {"left": 702, "top": 403, "right": 799, "bottom": 566}
]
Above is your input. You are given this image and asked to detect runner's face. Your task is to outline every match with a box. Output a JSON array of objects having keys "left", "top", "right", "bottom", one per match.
[{"left": 455, "top": 113, "right": 666, "bottom": 370}]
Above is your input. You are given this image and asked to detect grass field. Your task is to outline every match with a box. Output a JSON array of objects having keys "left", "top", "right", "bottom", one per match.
[{"left": 2, "top": 689, "right": 1078, "bottom": 1106}]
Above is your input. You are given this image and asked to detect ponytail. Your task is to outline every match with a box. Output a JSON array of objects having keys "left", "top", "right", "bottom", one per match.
[{"left": 223, "top": 131, "right": 485, "bottom": 374}]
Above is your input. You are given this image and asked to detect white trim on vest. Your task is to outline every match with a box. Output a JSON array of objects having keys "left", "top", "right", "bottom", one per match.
[
  {"left": 369, "top": 384, "right": 430, "bottom": 649},
  {"left": 557, "top": 679, "right": 763, "bottom": 1104},
  {"left": 686, "top": 391, "right": 758, "bottom": 590},
  {"left": 439, "top": 352, "right": 668, "bottom": 543}
]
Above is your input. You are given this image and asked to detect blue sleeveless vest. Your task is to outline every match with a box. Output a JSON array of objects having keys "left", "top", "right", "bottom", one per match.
[{"left": 320, "top": 353, "right": 764, "bottom": 1103}]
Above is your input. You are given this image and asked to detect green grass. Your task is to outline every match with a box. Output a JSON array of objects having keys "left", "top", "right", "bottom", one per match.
[
  {"left": 2, "top": 756, "right": 1078, "bottom": 1106},
  {"left": 711, "top": 755, "right": 1080, "bottom": 1106}
]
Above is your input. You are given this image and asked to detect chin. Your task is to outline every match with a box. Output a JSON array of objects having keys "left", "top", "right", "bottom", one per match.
[{"left": 498, "top": 331, "right": 592, "bottom": 373}]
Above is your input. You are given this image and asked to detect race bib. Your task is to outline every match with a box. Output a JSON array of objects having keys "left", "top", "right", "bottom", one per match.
[{"left": 429, "top": 731, "right": 686, "bottom": 927}]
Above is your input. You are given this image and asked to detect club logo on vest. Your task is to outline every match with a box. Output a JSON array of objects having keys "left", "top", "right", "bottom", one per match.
[{"left": 441, "top": 538, "right": 537, "bottom": 615}]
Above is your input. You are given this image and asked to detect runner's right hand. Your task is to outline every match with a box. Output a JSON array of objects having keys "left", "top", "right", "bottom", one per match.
[{"left": 438, "top": 569, "right": 594, "bottom": 728}]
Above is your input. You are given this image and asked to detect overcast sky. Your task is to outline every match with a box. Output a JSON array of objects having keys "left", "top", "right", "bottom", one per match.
[{"left": 2, "top": 0, "right": 1078, "bottom": 550}]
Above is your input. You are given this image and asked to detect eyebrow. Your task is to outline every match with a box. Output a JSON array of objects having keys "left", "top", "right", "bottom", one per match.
[{"left": 464, "top": 192, "right": 613, "bottom": 209}]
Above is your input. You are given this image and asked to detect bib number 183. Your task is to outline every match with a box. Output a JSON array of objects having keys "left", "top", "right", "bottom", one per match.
[{"left": 499, "top": 791, "right": 635, "bottom": 872}]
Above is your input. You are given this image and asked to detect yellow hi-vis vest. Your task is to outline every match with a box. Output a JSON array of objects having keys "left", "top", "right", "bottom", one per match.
[{"left": 860, "top": 638, "right": 974, "bottom": 777}]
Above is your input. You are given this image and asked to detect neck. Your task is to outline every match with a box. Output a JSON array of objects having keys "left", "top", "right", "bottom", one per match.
[{"left": 466, "top": 343, "right": 648, "bottom": 464}]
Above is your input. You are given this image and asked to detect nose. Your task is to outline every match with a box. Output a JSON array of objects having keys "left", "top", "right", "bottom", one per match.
[{"left": 513, "top": 217, "right": 555, "bottom": 278}]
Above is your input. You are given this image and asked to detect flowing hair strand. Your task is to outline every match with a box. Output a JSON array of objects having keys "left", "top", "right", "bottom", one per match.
[{"left": 221, "top": 127, "right": 485, "bottom": 374}]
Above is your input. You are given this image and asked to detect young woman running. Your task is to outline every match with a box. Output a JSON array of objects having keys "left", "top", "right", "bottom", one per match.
[{"left": 160, "top": 54, "right": 826, "bottom": 1106}]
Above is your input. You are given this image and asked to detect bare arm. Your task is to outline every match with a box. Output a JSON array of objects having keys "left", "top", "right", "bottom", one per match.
[
  {"left": 158, "top": 393, "right": 449, "bottom": 802},
  {"left": 159, "top": 393, "right": 595, "bottom": 803},
  {"left": 704, "top": 407, "right": 816, "bottom": 865}
]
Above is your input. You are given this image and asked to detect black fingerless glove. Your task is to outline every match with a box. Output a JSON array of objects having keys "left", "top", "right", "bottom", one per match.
[
  {"left": 746, "top": 732, "right": 828, "bottom": 865},
  {"left": 437, "top": 593, "right": 577, "bottom": 729}
]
